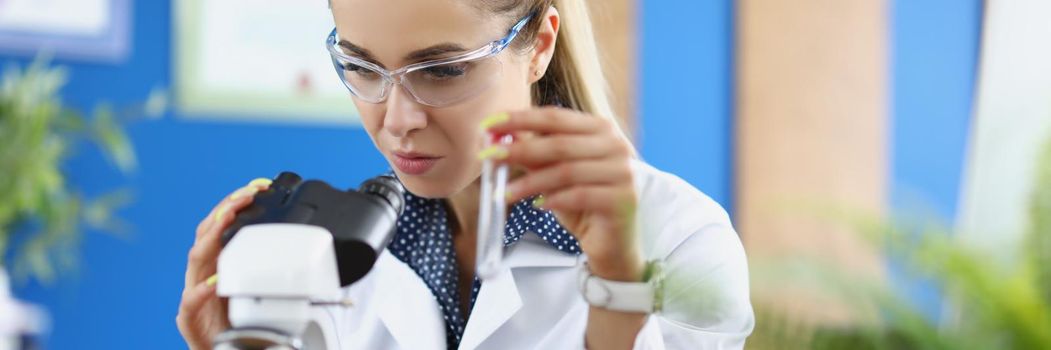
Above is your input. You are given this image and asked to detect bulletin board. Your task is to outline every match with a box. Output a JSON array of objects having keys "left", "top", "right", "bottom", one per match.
[
  {"left": 173, "top": 0, "right": 359, "bottom": 124},
  {"left": 0, "top": 0, "right": 131, "bottom": 62}
]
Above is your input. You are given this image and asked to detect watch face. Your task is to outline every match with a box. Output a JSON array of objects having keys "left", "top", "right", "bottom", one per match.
[
  {"left": 579, "top": 263, "right": 611, "bottom": 307},
  {"left": 586, "top": 275, "right": 614, "bottom": 307}
]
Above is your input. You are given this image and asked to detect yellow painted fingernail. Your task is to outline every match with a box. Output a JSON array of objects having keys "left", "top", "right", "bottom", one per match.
[
  {"left": 480, "top": 112, "right": 510, "bottom": 130},
  {"left": 248, "top": 178, "right": 273, "bottom": 188},
  {"left": 230, "top": 187, "right": 254, "bottom": 200},
  {"left": 215, "top": 204, "right": 230, "bottom": 223},
  {"left": 531, "top": 196, "right": 545, "bottom": 208},
  {"left": 206, "top": 274, "right": 218, "bottom": 286},
  {"left": 477, "top": 145, "right": 508, "bottom": 160}
]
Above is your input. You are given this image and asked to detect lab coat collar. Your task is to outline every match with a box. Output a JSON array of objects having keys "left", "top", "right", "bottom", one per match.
[
  {"left": 461, "top": 233, "right": 582, "bottom": 349},
  {"left": 374, "top": 252, "right": 446, "bottom": 350},
  {"left": 459, "top": 266, "right": 520, "bottom": 350},
  {"left": 503, "top": 232, "right": 583, "bottom": 269}
]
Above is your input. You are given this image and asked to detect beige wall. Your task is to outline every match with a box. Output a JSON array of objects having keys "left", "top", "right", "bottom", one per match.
[{"left": 735, "top": 0, "right": 889, "bottom": 325}]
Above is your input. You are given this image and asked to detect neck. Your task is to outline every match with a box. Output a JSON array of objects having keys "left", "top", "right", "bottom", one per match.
[
  {"left": 445, "top": 166, "right": 528, "bottom": 237},
  {"left": 445, "top": 178, "right": 482, "bottom": 238},
  {"left": 444, "top": 176, "right": 483, "bottom": 318}
]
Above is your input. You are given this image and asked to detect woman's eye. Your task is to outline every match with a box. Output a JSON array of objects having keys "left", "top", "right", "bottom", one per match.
[
  {"left": 421, "top": 63, "right": 468, "bottom": 80},
  {"left": 343, "top": 62, "right": 381, "bottom": 80}
]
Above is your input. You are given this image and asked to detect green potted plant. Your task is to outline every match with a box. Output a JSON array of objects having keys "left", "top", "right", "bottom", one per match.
[
  {"left": 0, "top": 57, "right": 163, "bottom": 285},
  {"left": 748, "top": 139, "right": 1051, "bottom": 349}
]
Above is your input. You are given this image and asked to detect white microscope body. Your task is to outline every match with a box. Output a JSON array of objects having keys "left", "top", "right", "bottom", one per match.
[
  {"left": 0, "top": 268, "right": 47, "bottom": 350},
  {"left": 210, "top": 173, "right": 404, "bottom": 350},
  {"left": 215, "top": 223, "right": 346, "bottom": 350}
]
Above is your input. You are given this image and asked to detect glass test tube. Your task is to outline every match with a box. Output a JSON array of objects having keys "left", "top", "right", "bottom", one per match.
[{"left": 476, "top": 134, "right": 513, "bottom": 280}]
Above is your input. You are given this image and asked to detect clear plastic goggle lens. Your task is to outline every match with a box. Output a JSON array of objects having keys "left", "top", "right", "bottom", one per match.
[
  {"left": 331, "top": 55, "right": 503, "bottom": 107},
  {"left": 333, "top": 59, "right": 389, "bottom": 103}
]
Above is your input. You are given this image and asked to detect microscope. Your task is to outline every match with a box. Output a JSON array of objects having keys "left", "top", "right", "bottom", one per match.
[
  {"left": 213, "top": 172, "right": 405, "bottom": 350},
  {"left": 0, "top": 268, "right": 47, "bottom": 350}
]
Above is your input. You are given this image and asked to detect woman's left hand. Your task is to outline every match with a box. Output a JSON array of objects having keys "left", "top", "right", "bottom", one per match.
[{"left": 481, "top": 107, "right": 643, "bottom": 282}]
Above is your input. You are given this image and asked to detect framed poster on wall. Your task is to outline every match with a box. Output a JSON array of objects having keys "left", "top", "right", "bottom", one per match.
[
  {"left": 173, "top": 0, "right": 359, "bottom": 124},
  {"left": 0, "top": 0, "right": 131, "bottom": 62}
]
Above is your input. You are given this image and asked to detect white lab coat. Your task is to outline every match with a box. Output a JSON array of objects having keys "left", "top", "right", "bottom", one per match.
[{"left": 330, "top": 160, "right": 754, "bottom": 349}]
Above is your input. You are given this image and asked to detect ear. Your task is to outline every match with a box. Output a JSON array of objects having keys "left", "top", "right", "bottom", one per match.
[{"left": 529, "top": 6, "right": 560, "bottom": 84}]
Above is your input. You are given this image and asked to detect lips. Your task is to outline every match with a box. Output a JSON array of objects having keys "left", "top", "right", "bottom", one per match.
[{"left": 392, "top": 151, "right": 442, "bottom": 175}]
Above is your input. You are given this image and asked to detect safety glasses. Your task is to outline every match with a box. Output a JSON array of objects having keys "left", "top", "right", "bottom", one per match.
[{"left": 325, "top": 15, "right": 532, "bottom": 107}]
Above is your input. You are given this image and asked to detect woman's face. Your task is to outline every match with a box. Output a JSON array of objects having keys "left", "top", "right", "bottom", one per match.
[{"left": 330, "top": 0, "right": 535, "bottom": 198}]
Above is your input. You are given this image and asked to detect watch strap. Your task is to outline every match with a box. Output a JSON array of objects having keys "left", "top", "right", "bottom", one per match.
[{"left": 577, "top": 261, "right": 661, "bottom": 313}]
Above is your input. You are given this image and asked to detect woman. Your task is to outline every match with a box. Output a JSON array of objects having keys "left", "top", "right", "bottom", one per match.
[{"left": 177, "top": 0, "right": 754, "bottom": 349}]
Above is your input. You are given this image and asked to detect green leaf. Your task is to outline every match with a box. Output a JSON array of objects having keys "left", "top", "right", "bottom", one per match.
[
  {"left": 82, "top": 188, "right": 136, "bottom": 237},
  {"left": 90, "top": 103, "right": 137, "bottom": 174},
  {"left": 1028, "top": 138, "right": 1051, "bottom": 309}
]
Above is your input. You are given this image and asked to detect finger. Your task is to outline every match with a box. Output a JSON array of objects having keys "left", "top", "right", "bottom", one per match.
[
  {"left": 484, "top": 107, "right": 606, "bottom": 136},
  {"left": 505, "top": 159, "right": 631, "bottom": 203},
  {"left": 538, "top": 184, "right": 637, "bottom": 217},
  {"left": 185, "top": 198, "right": 247, "bottom": 288},
  {"left": 177, "top": 280, "right": 217, "bottom": 331},
  {"left": 497, "top": 134, "right": 628, "bottom": 169},
  {"left": 185, "top": 194, "right": 247, "bottom": 288},
  {"left": 194, "top": 179, "right": 272, "bottom": 241},
  {"left": 196, "top": 179, "right": 274, "bottom": 237},
  {"left": 186, "top": 180, "right": 271, "bottom": 288},
  {"left": 177, "top": 280, "right": 221, "bottom": 349}
]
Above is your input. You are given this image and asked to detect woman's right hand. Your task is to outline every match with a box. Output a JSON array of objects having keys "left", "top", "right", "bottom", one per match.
[{"left": 176, "top": 178, "right": 272, "bottom": 350}]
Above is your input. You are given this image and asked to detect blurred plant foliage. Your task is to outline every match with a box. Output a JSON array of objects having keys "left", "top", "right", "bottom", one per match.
[
  {"left": 0, "top": 57, "right": 164, "bottom": 285},
  {"left": 749, "top": 139, "right": 1051, "bottom": 349}
]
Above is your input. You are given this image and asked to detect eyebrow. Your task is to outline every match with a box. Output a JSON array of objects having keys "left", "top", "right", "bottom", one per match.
[
  {"left": 337, "top": 40, "right": 377, "bottom": 62},
  {"left": 338, "top": 40, "right": 468, "bottom": 67},
  {"left": 404, "top": 43, "right": 467, "bottom": 61}
]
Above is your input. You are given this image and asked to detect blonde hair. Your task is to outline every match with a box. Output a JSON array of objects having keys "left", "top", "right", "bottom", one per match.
[{"left": 490, "top": 0, "right": 630, "bottom": 142}]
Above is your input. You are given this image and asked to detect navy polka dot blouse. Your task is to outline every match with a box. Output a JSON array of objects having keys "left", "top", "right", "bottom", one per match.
[{"left": 386, "top": 188, "right": 582, "bottom": 349}]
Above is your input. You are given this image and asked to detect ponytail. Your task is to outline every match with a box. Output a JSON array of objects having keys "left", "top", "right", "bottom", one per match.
[{"left": 496, "top": 0, "right": 631, "bottom": 142}]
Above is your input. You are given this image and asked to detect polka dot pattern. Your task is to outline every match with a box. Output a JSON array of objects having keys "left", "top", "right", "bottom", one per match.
[{"left": 387, "top": 189, "right": 581, "bottom": 349}]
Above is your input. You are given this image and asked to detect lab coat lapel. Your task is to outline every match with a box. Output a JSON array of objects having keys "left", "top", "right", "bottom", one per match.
[
  {"left": 458, "top": 234, "right": 581, "bottom": 350},
  {"left": 374, "top": 252, "right": 446, "bottom": 350},
  {"left": 459, "top": 266, "right": 521, "bottom": 350}
]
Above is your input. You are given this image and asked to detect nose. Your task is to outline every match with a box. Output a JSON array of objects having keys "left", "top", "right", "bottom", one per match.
[{"left": 382, "top": 84, "right": 427, "bottom": 138}]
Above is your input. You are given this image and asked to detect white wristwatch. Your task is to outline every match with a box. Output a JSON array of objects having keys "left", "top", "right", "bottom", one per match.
[{"left": 577, "top": 260, "right": 664, "bottom": 313}]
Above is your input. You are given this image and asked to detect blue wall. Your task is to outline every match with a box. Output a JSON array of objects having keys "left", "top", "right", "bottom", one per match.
[
  {"left": 889, "top": 0, "right": 983, "bottom": 319},
  {"left": 5, "top": 1, "right": 385, "bottom": 348},
  {"left": 638, "top": 0, "right": 735, "bottom": 208}
]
